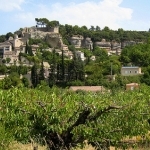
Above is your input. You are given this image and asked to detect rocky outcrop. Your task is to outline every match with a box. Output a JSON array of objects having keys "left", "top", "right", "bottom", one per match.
[
  {"left": 95, "top": 39, "right": 111, "bottom": 51},
  {"left": 111, "top": 41, "right": 121, "bottom": 55},
  {"left": 45, "top": 33, "right": 63, "bottom": 49},
  {"left": 82, "top": 37, "right": 93, "bottom": 50},
  {"left": 69, "top": 35, "right": 84, "bottom": 49},
  {"left": 69, "top": 35, "right": 93, "bottom": 50},
  {"left": 121, "top": 41, "right": 136, "bottom": 49}
]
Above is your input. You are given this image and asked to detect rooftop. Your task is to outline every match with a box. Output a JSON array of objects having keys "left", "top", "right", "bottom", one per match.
[
  {"left": 69, "top": 86, "right": 105, "bottom": 92},
  {"left": 122, "top": 66, "right": 140, "bottom": 68}
]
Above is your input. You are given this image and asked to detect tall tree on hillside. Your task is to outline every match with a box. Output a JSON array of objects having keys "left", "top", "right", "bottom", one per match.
[
  {"left": 5, "top": 32, "right": 14, "bottom": 40},
  {"left": 96, "top": 25, "right": 101, "bottom": 31},
  {"left": 68, "top": 52, "right": 85, "bottom": 81},
  {"left": 25, "top": 41, "right": 28, "bottom": 54},
  {"left": 31, "top": 63, "right": 39, "bottom": 87},
  {"left": 39, "top": 60, "right": 45, "bottom": 81},
  {"left": 61, "top": 49, "right": 65, "bottom": 81},
  {"left": 48, "top": 49, "right": 57, "bottom": 87},
  {"left": 90, "top": 25, "right": 95, "bottom": 31}
]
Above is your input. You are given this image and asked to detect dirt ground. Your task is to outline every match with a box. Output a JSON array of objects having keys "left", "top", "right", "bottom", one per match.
[{"left": 8, "top": 141, "right": 150, "bottom": 150}]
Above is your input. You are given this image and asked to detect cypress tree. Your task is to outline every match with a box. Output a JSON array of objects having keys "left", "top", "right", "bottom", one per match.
[
  {"left": 48, "top": 48, "right": 57, "bottom": 87},
  {"left": 31, "top": 63, "right": 39, "bottom": 87},
  {"left": 39, "top": 60, "right": 45, "bottom": 81}
]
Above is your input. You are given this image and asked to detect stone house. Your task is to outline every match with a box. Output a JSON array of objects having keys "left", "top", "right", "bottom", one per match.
[
  {"left": 43, "top": 61, "right": 50, "bottom": 78},
  {"left": 0, "top": 41, "right": 19, "bottom": 64},
  {"left": 8, "top": 34, "right": 28, "bottom": 51},
  {"left": 0, "top": 75, "right": 8, "bottom": 80},
  {"left": 126, "top": 83, "right": 139, "bottom": 91},
  {"left": 0, "top": 41, "right": 12, "bottom": 53},
  {"left": 121, "top": 66, "right": 143, "bottom": 76},
  {"left": 75, "top": 51, "right": 85, "bottom": 61},
  {"left": 31, "top": 44, "right": 39, "bottom": 55}
]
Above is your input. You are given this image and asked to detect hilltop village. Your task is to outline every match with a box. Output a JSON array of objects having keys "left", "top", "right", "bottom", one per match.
[
  {"left": 0, "top": 24, "right": 143, "bottom": 66},
  {"left": 0, "top": 18, "right": 150, "bottom": 90}
]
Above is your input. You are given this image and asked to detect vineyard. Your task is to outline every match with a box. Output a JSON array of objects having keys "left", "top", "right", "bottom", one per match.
[{"left": 0, "top": 85, "right": 150, "bottom": 150}]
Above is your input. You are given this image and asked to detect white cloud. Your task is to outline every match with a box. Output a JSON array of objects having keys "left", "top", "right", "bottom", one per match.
[
  {"left": 0, "top": 0, "right": 25, "bottom": 11},
  {"left": 14, "top": 0, "right": 133, "bottom": 30}
]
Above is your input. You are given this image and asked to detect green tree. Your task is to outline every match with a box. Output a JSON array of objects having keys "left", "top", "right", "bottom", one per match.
[
  {"left": 5, "top": 32, "right": 14, "bottom": 40},
  {"left": 90, "top": 25, "right": 95, "bottom": 31},
  {"left": 9, "top": 72, "right": 21, "bottom": 87},
  {"left": 2, "top": 77, "right": 12, "bottom": 89},
  {"left": 31, "top": 63, "right": 39, "bottom": 87},
  {"left": 39, "top": 60, "right": 45, "bottom": 81},
  {"left": 93, "top": 46, "right": 109, "bottom": 62},
  {"left": 1, "top": 86, "right": 150, "bottom": 149},
  {"left": 21, "top": 77, "right": 29, "bottom": 87},
  {"left": 6, "top": 57, "right": 11, "bottom": 64},
  {"left": 0, "top": 35, "right": 5, "bottom": 42},
  {"left": 48, "top": 49, "right": 57, "bottom": 87},
  {"left": 0, "top": 65, "right": 7, "bottom": 75},
  {"left": 2, "top": 59, "right": 6, "bottom": 64},
  {"left": 96, "top": 25, "right": 101, "bottom": 31}
]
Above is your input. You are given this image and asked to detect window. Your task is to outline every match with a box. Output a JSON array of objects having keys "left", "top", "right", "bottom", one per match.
[
  {"left": 5, "top": 46, "right": 10, "bottom": 51},
  {"left": 0, "top": 48, "right": 4, "bottom": 52},
  {"left": 131, "top": 86, "right": 134, "bottom": 90}
]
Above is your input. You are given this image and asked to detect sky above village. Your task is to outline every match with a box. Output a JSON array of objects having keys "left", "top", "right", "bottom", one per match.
[{"left": 0, "top": 0, "right": 150, "bottom": 35}]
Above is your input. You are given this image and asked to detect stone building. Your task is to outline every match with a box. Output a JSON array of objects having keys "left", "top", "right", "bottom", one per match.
[
  {"left": 75, "top": 51, "right": 85, "bottom": 61},
  {"left": 126, "top": 83, "right": 140, "bottom": 91},
  {"left": 121, "top": 66, "right": 143, "bottom": 76}
]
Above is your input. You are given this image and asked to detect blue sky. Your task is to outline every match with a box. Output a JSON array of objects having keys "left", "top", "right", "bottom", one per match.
[{"left": 0, "top": 0, "right": 150, "bottom": 35}]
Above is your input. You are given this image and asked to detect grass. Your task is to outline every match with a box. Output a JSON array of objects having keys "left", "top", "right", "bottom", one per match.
[
  {"left": 8, "top": 141, "right": 46, "bottom": 150},
  {"left": 8, "top": 141, "right": 150, "bottom": 150}
]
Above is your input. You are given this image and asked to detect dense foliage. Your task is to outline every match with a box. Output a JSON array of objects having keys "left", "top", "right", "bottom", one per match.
[
  {"left": 59, "top": 24, "right": 150, "bottom": 44},
  {"left": 0, "top": 86, "right": 150, "bottom": 149}
]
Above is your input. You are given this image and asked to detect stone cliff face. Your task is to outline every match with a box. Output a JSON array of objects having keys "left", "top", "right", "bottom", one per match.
[
  {"left": 69, "top": 35, "right": 93, "bottom": 50},
  {"left": 45, "top": 33, "right": 63, "bottom": 49},
  {"left": 69, "top": 35, "right": 84, "bottom": 49},
  {"left": 95, "top": 39, "right": 111, "bottom": 51},
  {"left": 111, "top": 41, "right": 121, "bottom": 51},
  {"left": 121, "top": 41, "right": 136, "bottom": 49},
  {"left": 82, "top": 37, "right": 93, "bottom": 50}
]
